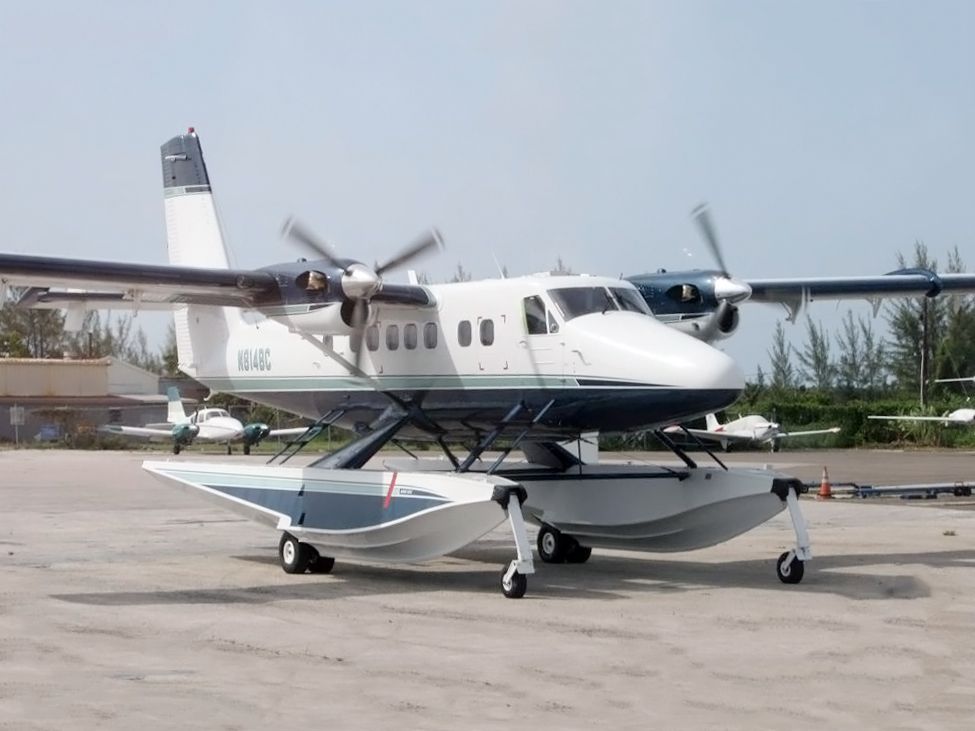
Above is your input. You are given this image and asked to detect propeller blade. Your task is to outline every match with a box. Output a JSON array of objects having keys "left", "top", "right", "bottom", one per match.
[
  {"left": 282, "top": 217, "right": 344, "bottom": 268},
  {"left": 375, "top": 229, "right": 444, "bottom": 276},
  {"left": 349, "top": 298, "right": 369, "bottom": 371},
  {"left": 690, "top": 204, "right": 729, "bottom": 277},
  {"left": 697, "top": 300, "right": 732, "bottom": 342}
]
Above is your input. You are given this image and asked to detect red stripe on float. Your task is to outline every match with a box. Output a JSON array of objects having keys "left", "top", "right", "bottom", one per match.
[{"left": 383, "top": 472, "right": 399, "bottom": 509}]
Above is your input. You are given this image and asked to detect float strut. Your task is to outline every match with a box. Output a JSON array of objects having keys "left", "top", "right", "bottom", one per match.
[
  {"left": 495, "top": 486, "right": 535, "bottom": 585},
  {"left": 785, "top": 486, "right": 812, "bottom": 562}
]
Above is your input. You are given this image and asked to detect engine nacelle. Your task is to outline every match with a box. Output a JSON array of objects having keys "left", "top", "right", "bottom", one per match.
[
  {"left": 715, "top": 304, "right": 740, "bottom": 338},
  {"left": 263, "top": 301, "right": 357, "bottom": 336},
  {"left": 171, "top": 423, "right": 199, "bottom": 445},
  {"left": 666, "top": 305, "right": 740, "bottom": 342},
  {"left": 242, "top": 422, "right": 271, "bottom": 446}
]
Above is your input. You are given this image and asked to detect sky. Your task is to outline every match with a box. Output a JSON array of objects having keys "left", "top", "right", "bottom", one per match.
[{"left": 1, "top": 1, "right": 973, "bottom": 376}]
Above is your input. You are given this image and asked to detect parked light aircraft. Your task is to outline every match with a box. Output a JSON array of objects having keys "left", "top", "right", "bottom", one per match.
[
  {"left": 12, "top": 128, "right": 941, "bottom": 597},
  {"left": 627, "top": 205, "right": 975, "bottom": 342},
  {"left": 100, "top": 386, "right": 308, "bottom": 454},
  {"left": 869, "top": 378, "right": 975, "bottom": 426},
  {"left": 666, "top": 413, "right": 841, "bottom": 452}
]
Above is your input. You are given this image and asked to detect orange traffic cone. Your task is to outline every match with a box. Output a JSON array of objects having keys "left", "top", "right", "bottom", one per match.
[{"left": 817, "top": 466, "right": 833, "bottom": 500}]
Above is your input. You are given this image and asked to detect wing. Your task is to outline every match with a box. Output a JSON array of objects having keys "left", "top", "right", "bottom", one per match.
[
  {"left": 747, "top": 272, "right": 975, "bottom": 303},
  {"left": 100, "top": 424, "right": 175, "bottom": 440},
  {"left": 868, "top": 415, "right": 959, "bottom": 423},
  {"left": 777, "top": 427, "right": 841, "bottom": 438},
  {"left": 0, "top": 253, "right": 280, "bottom": 309},
  {"left": 664, "top": 426, "right": 750, "bottom": 443}
]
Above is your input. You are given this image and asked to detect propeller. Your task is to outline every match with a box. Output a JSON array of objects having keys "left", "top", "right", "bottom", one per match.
[
  {"left": 689, "top": 203, "right": 752, "bottom": 305},
  {"left": 282, "top": 218, "right": 444, "bottom": 370},
  {"left": 690, "top": 203, "right": 729, "bottom": 277}
]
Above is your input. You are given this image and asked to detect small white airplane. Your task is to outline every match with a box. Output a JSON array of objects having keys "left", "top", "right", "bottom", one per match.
[
  {"left": 868, "top": 377, "right": 975, "bottom": 426},
  {"left": 101, "top": 387, "right": 308, "bottom": 454},
  {"left": 666, "top": 413, "right": 841, "bottom": 452}
]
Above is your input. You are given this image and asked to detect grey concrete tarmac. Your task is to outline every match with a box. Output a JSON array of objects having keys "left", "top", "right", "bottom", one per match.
[{"left": 2, "top": 449, "right": 974, "bottom": 729}]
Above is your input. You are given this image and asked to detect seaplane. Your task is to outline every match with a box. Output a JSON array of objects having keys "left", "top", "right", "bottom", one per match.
[
  {"left": 665, "top": 412, "right": 841, "bottom": 452},
  {"left": 100, "top": 386, "right": 308, "bottom": 454},
  {"left": 0, "top": 129, "right": 820, "bottom": 597}
]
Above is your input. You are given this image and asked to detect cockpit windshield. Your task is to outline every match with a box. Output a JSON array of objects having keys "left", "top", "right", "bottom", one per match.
[
  {"left": 547, "top": 286, "right": 651, "bottom": 321},
  {"left": 200, "top": 409, "right": 230, "bottom": 421}
]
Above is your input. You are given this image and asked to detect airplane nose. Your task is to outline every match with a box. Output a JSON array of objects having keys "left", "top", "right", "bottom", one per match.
[{"left": 691, "top": 343, "right": 745, "bottom": 391}]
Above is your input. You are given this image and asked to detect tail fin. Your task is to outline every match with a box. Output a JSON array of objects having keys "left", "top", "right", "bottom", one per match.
[
  {"left": 705, "top": 413, "right": 721, "bottom": 431},
  {"left": 161, "top": 129, "right": 230, "bottom": 269},
  {"left": 161, "top": 129, "right": 241, "bottom": 378},
  {"left": 166, "top": 387, "right": 189, "bottom": 424}
]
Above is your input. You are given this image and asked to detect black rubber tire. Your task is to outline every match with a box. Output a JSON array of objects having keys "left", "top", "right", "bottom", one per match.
[
  {"left": 501, "top": 569, "right": 528, "bottom": 599},
  {"left": 537, "top": 526, "right": 569, "bottom": 563},
  {"left": 307, "top": 545, "right": 335, "bottom": 574},
  {"left": 226, "top": 444, "right": 233, "bottom": 455},
  {"left": 279, "top": 533, "right": 311, "bottom": 574},
  {"left": 173, "top": 443, "right": 181, "bottom": 455},
  {"left": 243, "top": 443, "right": 251, "bottom": 456},
  {"left": 776, "top": 551, "right": 804, "bottom": 584},
  {"left": 565, "top": 543, "right": 592, "bottom": 564}
]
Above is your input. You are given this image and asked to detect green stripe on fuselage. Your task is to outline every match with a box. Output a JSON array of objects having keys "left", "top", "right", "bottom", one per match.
[{"left": 199, "top": 374, "right": 583, "bottom": 391}]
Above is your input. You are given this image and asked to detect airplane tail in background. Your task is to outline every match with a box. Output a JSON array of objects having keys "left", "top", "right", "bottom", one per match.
[
  {"left": 160, "top": 129, "right": 242, "bottom": 378},
  {"left": 166, "top": 387, "right": 189, "bottom": 424},
  {"left": 705, "top": 413, "right": 721, "bottom": 431}
]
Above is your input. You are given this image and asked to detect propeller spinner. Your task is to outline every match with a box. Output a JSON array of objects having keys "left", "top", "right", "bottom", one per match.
[
  {"left": 282, "top": 218, "right": 443, "bottom": 368},
  {"left": 690, "top": 204, "right": 752, "bottom": 305}
]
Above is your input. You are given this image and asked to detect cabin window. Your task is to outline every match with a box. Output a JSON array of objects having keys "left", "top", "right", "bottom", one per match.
[
  {"left": 386, "top": 324, "right": 399, "bottom": 351},
  {"left": 366, "top": 325, "right": 380, "bottom": 351},
  {"left": 404, "top": 323, "right": 418, "bottom": 350},
  {"left": 458, "top": 320, "right": 472, "bottom": 347},
  {"left": 524, "top": 296, "right": 547, "bottom": 335},
  {"left": 480, "top": 318, "right": 494, "bottom": 346},
  {"left": 423, "top": 322, "right": 438, "bottom": 349}
]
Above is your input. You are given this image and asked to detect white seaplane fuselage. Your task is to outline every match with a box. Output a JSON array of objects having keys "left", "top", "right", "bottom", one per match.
[{"left": 178, "top": 274, "right": 745, "bottom": 437}]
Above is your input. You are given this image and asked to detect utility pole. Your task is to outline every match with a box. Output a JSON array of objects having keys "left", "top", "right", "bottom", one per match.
[{"left": 919, "top": 298, "right": 929, "bottom": 407}]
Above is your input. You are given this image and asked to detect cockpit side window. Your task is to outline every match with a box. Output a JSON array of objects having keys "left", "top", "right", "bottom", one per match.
[
  {"left": 523, "top": 295, "right": 547, "bottom": 335},
  {"left": 296, "top": 271, "right": 329, "bottom": 294},
  {"left": 610, "top": 287, "right": 652, "bottom": 315},
  {"left": 546, "top": 310, "right": 559, "bottom": 334},
  {"left": 666, "top": 284, "right": 701, "bottom": 304},
  {"left": 548, "top": 287, "right": 618, "bottom": 321}
]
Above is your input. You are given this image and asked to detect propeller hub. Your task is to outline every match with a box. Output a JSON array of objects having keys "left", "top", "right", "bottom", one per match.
[
  {"left": 713, "top": 276, "right": 752, "bottom": 304},
  {"left": 341, "top": 263, "right": 381, "bottom": 300}
]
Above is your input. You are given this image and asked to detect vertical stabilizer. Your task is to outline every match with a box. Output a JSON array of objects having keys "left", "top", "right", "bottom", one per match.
[
  {"left": 166, "top": 387, "right": 189, "bottom": 424},
  {"left": 705, "top": 413, "right": 721, "bottom": 431},
  {"left": 161, "top": 129, "right": 230, "bottom": 268},
  {"left": 160, "top": 129, "right": 240, "bottom": 378}
]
